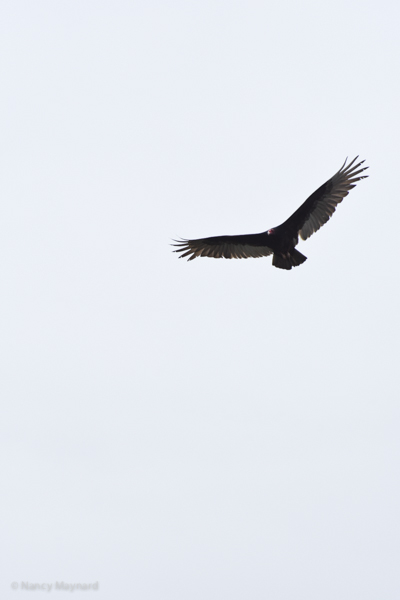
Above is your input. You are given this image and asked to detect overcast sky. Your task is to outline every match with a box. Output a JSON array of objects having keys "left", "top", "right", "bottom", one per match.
[{"left": 1, "top": 1, "right": 400, "bottom": 598}]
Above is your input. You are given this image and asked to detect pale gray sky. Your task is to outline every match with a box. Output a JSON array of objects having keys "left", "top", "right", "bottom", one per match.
[{"left": 1, "top": 1, "right": 399, "bottom": 598}]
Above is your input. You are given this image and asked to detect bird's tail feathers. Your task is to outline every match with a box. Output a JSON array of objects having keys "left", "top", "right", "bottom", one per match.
[{"left": 272, "top": 250, "right": 307, "bottom": 270}]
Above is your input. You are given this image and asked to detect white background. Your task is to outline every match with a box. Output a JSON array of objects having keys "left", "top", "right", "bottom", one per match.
[{"left": 1, "top": 1, "right": 399, "bottom": 598}]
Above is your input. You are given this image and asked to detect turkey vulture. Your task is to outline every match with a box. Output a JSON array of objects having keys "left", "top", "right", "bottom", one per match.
[{"left": 173, "top": 157, "right": 368, "bottom": 270}]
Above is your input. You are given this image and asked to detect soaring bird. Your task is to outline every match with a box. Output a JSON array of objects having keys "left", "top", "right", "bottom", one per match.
[{"left": 173, "top": 157, "right": 368, "bottom": 270}]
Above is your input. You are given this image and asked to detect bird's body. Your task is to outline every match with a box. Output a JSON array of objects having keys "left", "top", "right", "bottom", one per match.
[{"left": 173, "top": 157, "right": 368, "bottom": 270}]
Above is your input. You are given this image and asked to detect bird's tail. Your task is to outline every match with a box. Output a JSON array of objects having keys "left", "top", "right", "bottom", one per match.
[{"left": 272, "top": 249, "right": 307, "bottom": 270}]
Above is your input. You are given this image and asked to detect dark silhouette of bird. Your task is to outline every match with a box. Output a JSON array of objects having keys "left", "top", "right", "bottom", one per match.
[{"left": 173, "top": 157, "right": 368, "bottom": 269}]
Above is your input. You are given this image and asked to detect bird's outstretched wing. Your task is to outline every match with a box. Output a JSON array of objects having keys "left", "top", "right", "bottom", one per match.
[
  {"left": 172, "top": 233, "right": 273, "bottom": 261},
  {"left": 281, "top": 156, "right": 368, "bottom": 241}
]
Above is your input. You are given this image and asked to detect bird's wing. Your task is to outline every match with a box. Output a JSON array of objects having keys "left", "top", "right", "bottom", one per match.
[
  {"left": 281, "top": 157, "right": 368, "bottom": 241},
  {"left": 172, "top": 234, "right": 274, "bottom": 261}
]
